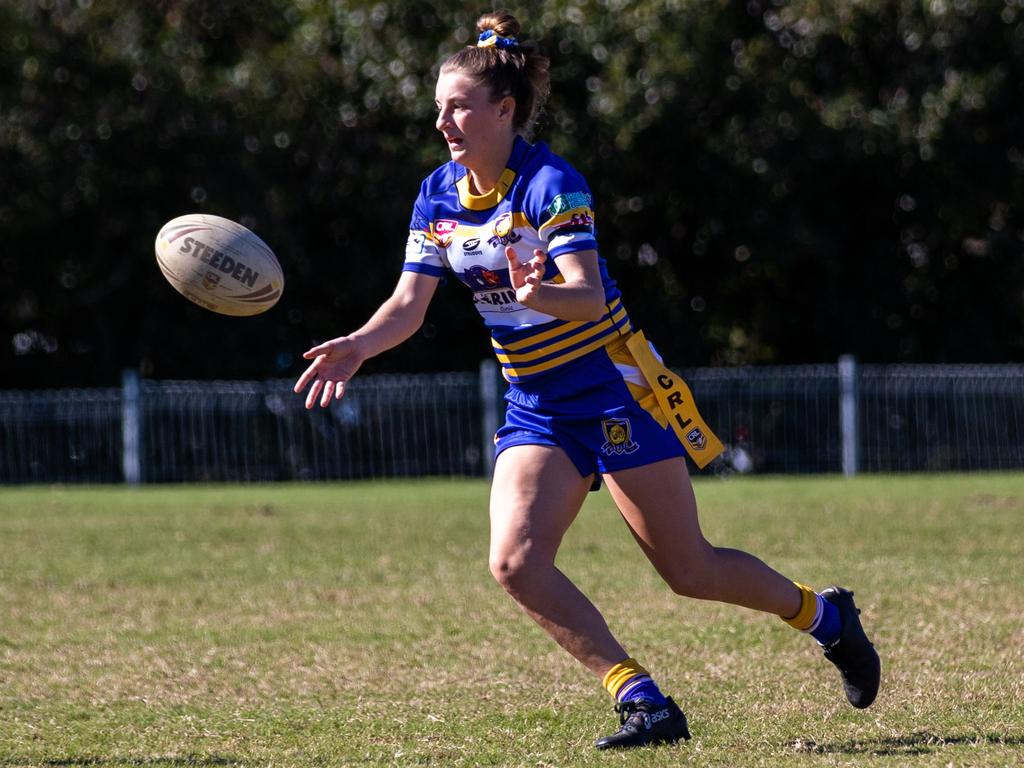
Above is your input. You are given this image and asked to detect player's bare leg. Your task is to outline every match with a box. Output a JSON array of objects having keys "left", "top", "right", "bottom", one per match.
[
  {"left": 489, "top": 444, "right": 627, "bottom": 675},
  {"left": 605, "top": 456, "right": 879, "bottom": 708},
  {"left": 489, "top": 445, "right": 693, "bottom": 748},
  {"left": 604, "top": 456, "right": 801, "bottom": 614}
]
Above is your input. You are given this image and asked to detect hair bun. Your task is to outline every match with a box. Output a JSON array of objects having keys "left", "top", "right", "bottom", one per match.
[{"left": 476, "top": 10, "right": 521, "bottom": 39}]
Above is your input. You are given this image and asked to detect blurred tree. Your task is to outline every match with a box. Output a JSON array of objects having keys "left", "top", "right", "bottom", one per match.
[{"left": 1, "top": 0, "right": 1022, "bottom": 388}]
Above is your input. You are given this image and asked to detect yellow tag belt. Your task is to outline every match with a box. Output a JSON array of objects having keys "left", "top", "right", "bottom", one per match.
[{"left": 625, "top": 330, "right": 724, "bottom": 469}]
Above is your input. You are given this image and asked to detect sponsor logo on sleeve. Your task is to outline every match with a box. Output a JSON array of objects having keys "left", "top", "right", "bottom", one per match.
[
  {"left": 553, "top": 212, "right": 594, "bottom": 231},
  {"left": 547, "top": 191, "right": 592, "bottom": 216}
]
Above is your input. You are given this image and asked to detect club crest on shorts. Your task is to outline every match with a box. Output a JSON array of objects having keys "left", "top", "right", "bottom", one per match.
[
  {"left": 686, "top": 426, "right": 707, "bottom": 450},
  {"left": 601, "top": 418, "right": 639, "bottom": 456}
]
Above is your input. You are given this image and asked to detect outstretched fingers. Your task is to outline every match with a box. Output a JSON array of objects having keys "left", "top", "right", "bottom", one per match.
[
  {"left": 320, "top": 380, "right": 336, "bottom": 408},
  {"left": 294, "top": 355, "right": 323, "bottom": 395},
  {"left": 304, "top": 376, "right": 324, "bottom": 410},
  {"left": 303, "top": 341, "right": 334, "bottom": 360}
]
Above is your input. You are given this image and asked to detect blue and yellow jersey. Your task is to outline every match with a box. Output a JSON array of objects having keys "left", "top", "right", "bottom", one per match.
[{"left": 403, "top": 136, "right": 631, "bottom": 383}]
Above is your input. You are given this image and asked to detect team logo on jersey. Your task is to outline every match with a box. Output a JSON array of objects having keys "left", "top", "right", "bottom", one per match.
[
  {"left": 493, "top": 213, "right": 514, "bottom": 238},
  {"left": 433, "top": 219, "right": 458, "bottom": 248},
  {"left": 464, "top": 264, "right": 503, "bottom": 289},
  {"left": 488, "top": 212, "right": 522, "bottom": 247},
  {"left": 202, "top": 271, "right": 221, "bottom": 290},
  {"left": 547, "top": 191, "right": 592, "bottom": 216},
  {"left": 686, "top": 427, "right": 707, "bottom": 450},
  {"left": 601, "top": 418, "right": 639, "bottom": 456}
]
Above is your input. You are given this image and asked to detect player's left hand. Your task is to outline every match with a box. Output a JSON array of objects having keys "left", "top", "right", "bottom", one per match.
[
  {"left": 506, "top": 247, "right": 546, "bottom": 306},
  {"left": 293, "top": 335, "right": 367, "bottom": 409}
]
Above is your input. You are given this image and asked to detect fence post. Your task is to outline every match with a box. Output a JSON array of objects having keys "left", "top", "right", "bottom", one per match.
[
  {"left": 839, "top": 355, "right": 858, "bottom": 477},
  {"left": 479, "top": 359, "right": 501, "bottom": 476},
  {"left": 122, "top": 368, "right": 141, "bottom": 485}
]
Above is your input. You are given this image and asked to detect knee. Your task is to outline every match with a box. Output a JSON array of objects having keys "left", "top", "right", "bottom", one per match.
[
  {"left": 489, "top": 547, "right": 547, "bottom": 596},
  {"left": 664, "top": 568, "right": 716, "bottom": 599},
  {"left": 661, "top": 546, "right": 720, "bottom": 599}
]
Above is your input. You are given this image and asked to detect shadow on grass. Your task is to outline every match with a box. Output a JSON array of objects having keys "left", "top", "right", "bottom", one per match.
[
  {"left": 788, "top": 730, "right": 1024, "bottom": 756},
  {"left": 1, "top": 757, "right": 239, "bottom": 767}
]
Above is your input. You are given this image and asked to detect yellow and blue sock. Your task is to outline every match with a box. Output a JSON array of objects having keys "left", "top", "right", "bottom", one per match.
[
  {"left": 602, "top": 658, "right": 667, "bottom": 706},
  {"left": 782, "top": 582, "right": 841, "bottom": 645}
]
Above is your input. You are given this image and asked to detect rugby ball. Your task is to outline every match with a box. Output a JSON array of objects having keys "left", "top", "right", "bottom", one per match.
[{"left": 154, "top": 213, "right": 283, "bottom": 316}]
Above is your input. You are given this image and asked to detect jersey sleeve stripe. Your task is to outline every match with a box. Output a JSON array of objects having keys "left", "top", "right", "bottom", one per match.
[
  {"left": 546, "top": 224, "right": 593, "bottom": 238},
  {"left": 402, "top": 262, "right": 446, "bottom": 277},
  {"left": 548, "top": 235, "right": 599, "bottom": 258}
]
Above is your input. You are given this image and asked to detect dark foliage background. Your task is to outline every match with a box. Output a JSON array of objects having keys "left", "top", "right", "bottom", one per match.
[{"left": 2, "top": 0, "right": 1022, "bottom": 387}]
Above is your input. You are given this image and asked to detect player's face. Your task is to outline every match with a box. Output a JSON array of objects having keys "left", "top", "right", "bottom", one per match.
[{"left": 435, "top": 70, "right": 514, "bottom": 171}]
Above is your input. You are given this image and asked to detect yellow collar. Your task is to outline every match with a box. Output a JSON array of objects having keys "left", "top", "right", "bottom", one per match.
[{"left": 457, "top": 167, "right": 518, "bottom": 211}]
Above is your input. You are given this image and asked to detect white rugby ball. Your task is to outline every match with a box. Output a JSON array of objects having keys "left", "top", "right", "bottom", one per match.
[{"left": 154, "top": 213, "right": 283, "bottom": 316}]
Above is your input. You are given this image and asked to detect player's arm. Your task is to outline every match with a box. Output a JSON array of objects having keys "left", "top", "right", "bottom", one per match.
[
  {"left": 505, "top": 247, "right": 605, "bottom": 322},
  {"left": 294, "top": 270, "right": 439, "bottom": 408}
]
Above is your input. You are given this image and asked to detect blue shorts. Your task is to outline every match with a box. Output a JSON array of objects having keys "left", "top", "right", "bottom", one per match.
[{"left": 493, "top": 349, "right": 687, "bottom": 486}]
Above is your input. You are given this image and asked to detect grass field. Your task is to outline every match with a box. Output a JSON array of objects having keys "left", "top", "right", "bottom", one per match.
[{"left": 1, "top": 475, "right": 1023, "bottom": 767}]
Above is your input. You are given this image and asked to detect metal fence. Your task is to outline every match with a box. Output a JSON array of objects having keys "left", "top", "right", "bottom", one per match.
[
  {"left": 686, "top": 361, "right": 1024, "bottom": 475},
  {"left": 858, "top": 365, "right": 1024, "bottom": 472},
  {"left": 3, "top": 359, "right": 1024, "bottom": 484},
  {"left": 0, "top": 373, "right": 483, "bottom": 484}
]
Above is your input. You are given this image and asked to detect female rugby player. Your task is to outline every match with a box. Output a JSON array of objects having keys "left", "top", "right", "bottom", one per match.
[{"left": 294, "top": 10, "right": 880, "bottom": 750}]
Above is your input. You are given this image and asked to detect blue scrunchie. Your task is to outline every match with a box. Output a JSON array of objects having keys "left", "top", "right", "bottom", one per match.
[{"left": 477, "top": 29, "right": 518, "bottom": 49}]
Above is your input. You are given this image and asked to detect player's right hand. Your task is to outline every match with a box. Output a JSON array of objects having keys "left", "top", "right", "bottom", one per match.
[
  {"left": 293, "top": 336, "right": 367, "bottom": 409},
  {"left": 506, "top": 246, "right": 547, "bottom": 307}
]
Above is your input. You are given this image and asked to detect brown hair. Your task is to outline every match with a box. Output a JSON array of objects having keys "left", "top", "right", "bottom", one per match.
[{"left": 440, "top": 10, "right": 551, "bottom": 137}]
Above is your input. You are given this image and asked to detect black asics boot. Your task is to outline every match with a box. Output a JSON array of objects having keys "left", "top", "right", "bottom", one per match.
[
  {"left": 594, "top": 697, "right": 691, "bottom": 750},
  {"left": 820, "top": 586, "right": 881, "bottom": 709}
]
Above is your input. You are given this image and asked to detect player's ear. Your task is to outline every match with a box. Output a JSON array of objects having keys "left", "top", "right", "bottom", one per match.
[{"left": 497, "top": 95, "right": 515, "bottom": 123}]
